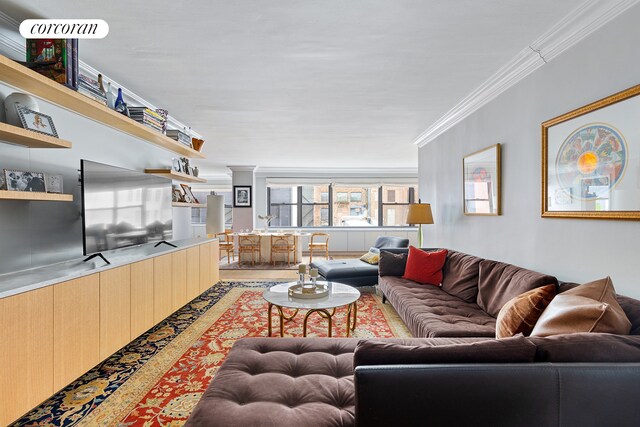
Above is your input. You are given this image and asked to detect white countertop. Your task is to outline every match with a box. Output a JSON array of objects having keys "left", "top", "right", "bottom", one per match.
[{"left": 0, "top": 237, "right": 217, "bottom": 299}]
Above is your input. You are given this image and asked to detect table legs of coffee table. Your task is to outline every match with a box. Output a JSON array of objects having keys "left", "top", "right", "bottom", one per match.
[
  {"left": 267, "top": 302, "right": 299, "bottom": 337},
  {"left": 302, "top": 307, "right": 337, "bottom": 337},
  {"left": 345, "top": 301, "right": 358, "bottom": 337}
]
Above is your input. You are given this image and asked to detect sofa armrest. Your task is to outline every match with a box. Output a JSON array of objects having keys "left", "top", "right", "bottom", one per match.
[{"left": 355, "top": 363, "right": 640, "bottom": 427}]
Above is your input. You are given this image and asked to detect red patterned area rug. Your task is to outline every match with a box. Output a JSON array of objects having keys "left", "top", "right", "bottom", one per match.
[{"left": 46, "top": 284, "right": 408, "bottom": 426}]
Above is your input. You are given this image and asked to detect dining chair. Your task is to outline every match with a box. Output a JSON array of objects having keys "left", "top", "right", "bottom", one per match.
[
  {"left": 308, "top": 232, "right": 329, "bottom": 263},
  {"left": 270, "top": 234, "right": 296, "bottom": 266},
  {"left": 215, "top": 230, "right": 235, "bottom": 264},
  {"left": 238, "top": 234, "right": 261, "bottom": 266}
]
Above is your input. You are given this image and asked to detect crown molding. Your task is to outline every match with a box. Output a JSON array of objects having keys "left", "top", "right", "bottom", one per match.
[
  {"left": 414, "top": 0, "right": 640, "bottom": 148},
  {"left": 0, "top": 11, "right": 202, "bottom": 139},
  {"left": 226, "top": 165, "right": 258, "bottom": 173}
]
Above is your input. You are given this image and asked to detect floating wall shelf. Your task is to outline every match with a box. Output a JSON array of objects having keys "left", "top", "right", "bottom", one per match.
[
  {"left": 0, "top": 190, "right": 73, "bottom": 202},
  {"left": 172, "top": 202, "right": 205, "bottom": 208},
  {"left": 0, "top": 55, "right": 204, "bottom": 159},
  {"left": 0, "top": 122, "right": 72, "bottom": 149},
  {"left": 145, "top": 169, "right": 207, "bottom": 183}
]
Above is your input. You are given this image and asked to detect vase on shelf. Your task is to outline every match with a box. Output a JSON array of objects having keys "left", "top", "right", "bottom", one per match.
[
  {"left": 97, "top": 74, "right": 106, "bottom": 96},
  {"left": 106, "top": 82, "right": 116, "bottom": 109},
  {"left": 193, "top": 166, "right": 199, "bottom": 177},
  {"left": 114, "top": 88, "right": 126, "bottom": 114}
]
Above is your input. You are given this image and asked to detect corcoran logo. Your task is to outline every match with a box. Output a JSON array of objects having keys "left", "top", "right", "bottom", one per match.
[{"left": 19, "top": 19, "right": 109, "bottom": 39}]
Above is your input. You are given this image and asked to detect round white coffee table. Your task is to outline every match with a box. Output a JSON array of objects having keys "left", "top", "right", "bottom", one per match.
[{"left": 263, "top": 281, "right": 360, "bottom": 337}]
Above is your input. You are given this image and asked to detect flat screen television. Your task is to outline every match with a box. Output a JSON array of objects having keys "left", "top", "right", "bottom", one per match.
[{"left": 81, "top": 160, "right": 173, "bottom": 255}]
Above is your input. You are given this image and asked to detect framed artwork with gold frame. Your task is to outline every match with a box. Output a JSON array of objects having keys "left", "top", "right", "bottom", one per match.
[
  {"left": 463, "top": 143, "right": 501, "bottom": 216},
  {"left": 542, "top": 84, "right": 640, "bottom": 220}
]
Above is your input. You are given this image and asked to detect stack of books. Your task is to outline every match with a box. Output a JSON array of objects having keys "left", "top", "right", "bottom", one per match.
[
  {"left": 166, "top": 129, "right": 192, "bottom": 147},
  {"left": 128, "top": 107, "right": 166, "bottom": 133},
  {"left": 78, "top": 74, "right": 107, "bottom": 105}
]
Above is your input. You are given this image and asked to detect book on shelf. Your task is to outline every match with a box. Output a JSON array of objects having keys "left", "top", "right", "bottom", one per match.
[
  {"left": 128, "top": 107, "right": 166, "bottom": 132},
  {"left": 166, "top": 129, "right": 192, "bottom": 146},
  {"left": 25, "top": 38, "right": 78, "bottom": 89}
]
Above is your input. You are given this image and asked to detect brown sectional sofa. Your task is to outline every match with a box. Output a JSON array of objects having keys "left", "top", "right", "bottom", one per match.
[
  {"left": 377, "top": 249, "right": 558, "bottom": 337},
  {"left": 186, "top": 249, "right": 640, "bottom": 427}
]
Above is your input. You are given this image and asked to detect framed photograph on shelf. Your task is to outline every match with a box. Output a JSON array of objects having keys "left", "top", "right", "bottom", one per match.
[
  {"left": 542, "top": 84, "right": 640, "bottom": 220},
  {"left": 234, "top": 185, "right": 251, "bottom": 207},
  {"left": 16, "top": 105, "right": 59, "bottom": 138},
  {"left": 181, "top": 184, "right": 198, "bottom": 204},
  {"left": 172, "top": 185, "right": 185, "bottom": 202},
  {"left": 4, "top": 169, "right": 47, "bottom": 192},
  {"left": 463, "top": 144, "right": 501, "bottom": 215},
  {"left": 45, "top": 174, "right": 63, "bottom": 194},
  {"left": 172, "top": 158, "right": 182, "bottom": 173}
]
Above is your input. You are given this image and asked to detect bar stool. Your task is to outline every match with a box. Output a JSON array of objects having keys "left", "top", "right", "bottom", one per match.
[
  {"left": 308, "top": 232, "right": 329, "bottom": 263},
  {"left": 238, "top": 234, "right": 261, "bottom": 266},
  {"left": 270, "top": 234, "right": 296, "bottom": 266},
  {"left": 216, "top": 230, "right": 235, "bottom": 264}
]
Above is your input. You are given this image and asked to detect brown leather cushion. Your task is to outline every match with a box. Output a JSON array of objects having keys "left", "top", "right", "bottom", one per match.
[
  {"left": 354, "top": 335, "right": 535, "bottom": 366},
  {"left": 477, "top": 260, "right": 558, "bottom": 317},
  {"left": 185, "top": 338, "right": 358, "bottom": 427},
  {"left": 496, "top": 284, "right": 557, "bottom": 338},
  {"left": 530, "top": 333, "right": 640, "bottom": 362},
  {"left": 378, "top": 251, "right": 407, "bottom": 277},
  {"left": 441, "top": 250, "right": 482, "bottom": 303},
  {"left": 531, "top": 277, "right": 631, "bottom": 337},
  {"left": 378, "top": 276, "right": 496, "bottom": 338}
]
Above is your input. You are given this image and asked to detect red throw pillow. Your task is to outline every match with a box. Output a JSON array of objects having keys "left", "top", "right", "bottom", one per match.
[{"left": 402, "top": 247, "right": 448, "bottom": 285}]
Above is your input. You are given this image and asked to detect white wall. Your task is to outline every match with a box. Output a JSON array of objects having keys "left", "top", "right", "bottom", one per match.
[{"left": 419, "top": 5, "right": 640, "bottom": 297}]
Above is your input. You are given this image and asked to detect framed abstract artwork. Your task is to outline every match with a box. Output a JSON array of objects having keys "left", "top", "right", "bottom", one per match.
[
  {"left": 542, "top": 84, "right": 640, "bottom": 220},
  {"left": 463, "top": 144, "right": 501, "bottom": 215}
]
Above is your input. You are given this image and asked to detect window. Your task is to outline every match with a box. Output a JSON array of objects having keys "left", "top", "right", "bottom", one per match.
[
  {"left": 332, "top": 185, "right": 378, "bottom": 226},
  {"left": 267, "top": 184, "right": 330, "bottom": 227},
  {"left": 191, "top": 190, "right": 233, "bottom": 228},
  {"left": 381, "top": 185, "right": 416, "bottom": 226},
  {"left": 266, "top": 182, "right": 416, "bottom": 227},
  {"left": 268, "top": 185, "right": 298, "bottom": 226}
]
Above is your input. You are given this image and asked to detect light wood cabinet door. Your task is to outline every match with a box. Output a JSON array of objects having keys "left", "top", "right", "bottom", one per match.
[
  {"left": 99, "top": 266, "right": 131, "bottom": 361},
  {"left": 172, "top": 250, "right": 188, "bottom": 311},
  {"left": 53, "top": 274, "right": 100, "bottom": 392},
  {"left": 199, "top": 242, "right": 212, "bottom": 294},
  {"left": 0, "top": 287, "right": 54, "bottom": 426},
  {"left": 210, "top": 240, "right": 220, "bottom": 285},
  {"left": 186, "top": 246, "right": 200, "bottom": 301},
  {"left": 154, "top": 254, "right": 173, "bottom": 324},
  {"left": 131, "top": 259, "right": 154, "bottom": 339}
]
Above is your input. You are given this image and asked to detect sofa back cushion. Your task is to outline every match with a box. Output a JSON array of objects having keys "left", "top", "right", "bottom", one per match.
[
  {"left": 441, "top": 250, "right": 482, "bottom": 303},
  {"left": 530, "top": 333, "right": 640, "bottom": 362},
  {"left": 477, "top": 260, "right": 558, "bottom": 317},
  {"left": 353, "top": 335, "right": 536, "bottom": 367}
]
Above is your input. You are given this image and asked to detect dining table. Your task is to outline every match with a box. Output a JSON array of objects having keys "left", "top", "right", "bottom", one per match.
[{"left": 232, "top": 231, "right": 311, "bottom": 264}]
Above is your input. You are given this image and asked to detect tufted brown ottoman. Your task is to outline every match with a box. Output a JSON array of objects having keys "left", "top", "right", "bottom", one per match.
[{"left": 185, "top": 338, "right": 358, "bottom": 427}]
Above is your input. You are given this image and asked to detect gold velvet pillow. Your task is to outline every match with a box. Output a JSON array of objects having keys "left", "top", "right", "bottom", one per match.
[
  {"left": 360, "top": 251, "right": 380, "bottom": 265},
  {"left": 530, "top": 277, "right": 631, "bottom": 337},
  {"left": 496, "top": 284, "right": 557, "bottom": 339}
]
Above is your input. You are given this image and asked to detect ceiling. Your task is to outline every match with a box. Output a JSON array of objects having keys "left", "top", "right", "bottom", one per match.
[{"left": 2, "top": 0, "right": 586, "bottom": 176}]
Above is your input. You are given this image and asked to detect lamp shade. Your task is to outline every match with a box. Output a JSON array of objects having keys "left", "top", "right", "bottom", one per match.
[
  {"left": 406, "top": 203, "right": 434, "bottom": 225},
  {"left": 206, "top": 194, "right": 225, "bottom": 235}
]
